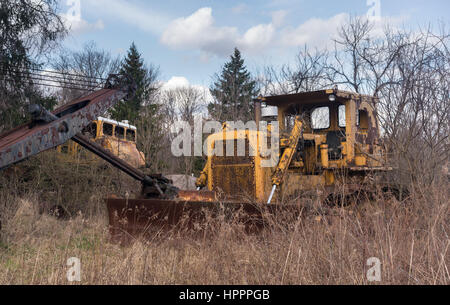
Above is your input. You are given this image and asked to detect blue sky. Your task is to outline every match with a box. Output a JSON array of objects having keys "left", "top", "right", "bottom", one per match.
[{"left": 58, "top": 0, "right": 449, "bottom": 89}]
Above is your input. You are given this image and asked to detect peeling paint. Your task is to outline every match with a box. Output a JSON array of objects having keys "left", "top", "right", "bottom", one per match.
[{"left": 0, "top": 88, "right": 127, "bottom": 169}]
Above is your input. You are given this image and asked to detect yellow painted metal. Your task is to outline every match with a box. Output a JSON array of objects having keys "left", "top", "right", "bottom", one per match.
[
  {"left": 345, "top": 99, "right": 356, "bottom": 162},
  {"left": 198, "top": 128, "right": 275, "bottom": 202},
  {"left": 278, "top": 109, "right": 286, "bottom": 133},
  {"left": 324, "top": 170, "right": 335, "bottom": 186},
  {"left": 271, "top": 117, "right": 303, "bottom": 186},
  {"left": 320, "top": 144, "right": 329, "bottom": 168},
  {"left": 57, "top": 118, "right": 145, "bottom": 168},
  {"left": 355, "top": 155, "right": 367, "bottom": 166},
  {"left": 196, "top": 89, "right": 388, "bottom": 203},
  {"left": 280, "top": 173, "right": 325, "bottom": 199},
  {"left": 341, "top": 141, "right": 348, "bottom": 156},
  {"left": 196, "top": 164, "right": 208, "bottom": 188}
]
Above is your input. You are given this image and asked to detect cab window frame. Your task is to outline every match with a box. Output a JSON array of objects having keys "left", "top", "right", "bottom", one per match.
[
  {"left": 115, "top": 126, "right": 125, "bottom": 140},
  {"left": 126, "top": 129, "right": 136, "bottom": 142},
  {"left": 82, "top": 122, "right": 98, "bottom": 139},
  {"left": 311, "top": 106, "right": 330, "bottom": 130},
  {"left": 358, "top": 109, "right": 369, "bottom": 131},
  {"left": 103, "top": 122, "right": 113, "bottom": 136},
  {"left": 338, "top": 104, "right": 346, "bottom": 128}
]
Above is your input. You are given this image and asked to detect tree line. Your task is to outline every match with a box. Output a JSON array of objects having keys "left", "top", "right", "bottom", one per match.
[{"left": 0, "top": 0, "right": 448, "bottom": 186}]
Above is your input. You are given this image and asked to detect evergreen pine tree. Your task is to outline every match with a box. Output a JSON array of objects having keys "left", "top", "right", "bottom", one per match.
[
  {"left": 110, "top": 43, "right": 154, "bottom": 124},
  {"left": 209, "top": 48, "right": 258, "bottom": 122}
]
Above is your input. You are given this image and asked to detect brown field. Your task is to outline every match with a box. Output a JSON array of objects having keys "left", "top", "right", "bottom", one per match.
[{"left": 0, "top": 154, "right": 448, "bottom": 285}]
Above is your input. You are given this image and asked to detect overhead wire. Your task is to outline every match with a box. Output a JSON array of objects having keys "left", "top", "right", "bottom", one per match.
[
  {"left": 0, "top": 60, "right": 108, "bottom": 81},
  {"left": 4, "top": 69, "right": 105, "bottom": 85},
  {"left": 0, "top": 76, "right": 102, "bottom": 91},
  {"left": 0, "top": 64, "right": 107, "bottom": 92},
  {"left": 0, "top": 74, "right": 101, "bottom": 88}
]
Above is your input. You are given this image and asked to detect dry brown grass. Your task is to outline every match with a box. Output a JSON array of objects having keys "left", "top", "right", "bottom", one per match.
[{"left": 0, "top": 174, "right": 448, "bottom": 285}]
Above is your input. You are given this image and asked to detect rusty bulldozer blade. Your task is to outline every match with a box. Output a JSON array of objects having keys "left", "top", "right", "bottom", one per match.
[{"left": 106, "top": 194, "right": 304, "bottom": 243}]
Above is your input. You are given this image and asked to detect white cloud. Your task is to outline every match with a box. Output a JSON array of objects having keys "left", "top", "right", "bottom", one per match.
[
  {"left": 84, "top": 0, "right": 171, "bottom": 34},
  {"left": 162, "top": 76, "right": 213, "bottom": 105},
  {"left": 369, "top": 15, "right": 410, "bottom": 38},
  {"left": 161, "top": 8, "right": 409, "bottom": 58},
  {"left": 279, "top": 13, "right": 349, "bottom": 49},
  {"left": 238, "top": 23, "right": 275, "bottom": 52},
  {"left": 271, "top": 10, "right": 288, "bottom": 27},
  {"left": 161, "top": 7, "right": 348, "bottom": 57},
  {"left": 161, "top": 7, "right": 278, "bottom": 55},
  {"left": 35, "top": 69, "right": 61, "bottom": 96},
  {"left": 60, "top": 14, "right": 104, "bottom": 34},
  {"left": 161, "top": 7, "right": 238, "bottom": 56},
  {"left": 280, "top": 14, "right": 409, "bottom": 49},
  {"left": 162, "top": 76, "right": 191, "bottom": 91}
]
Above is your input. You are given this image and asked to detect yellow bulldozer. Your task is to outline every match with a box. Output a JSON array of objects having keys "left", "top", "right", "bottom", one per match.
[{"left": 195, "top": 89, "right": 389, "bottom": 204}]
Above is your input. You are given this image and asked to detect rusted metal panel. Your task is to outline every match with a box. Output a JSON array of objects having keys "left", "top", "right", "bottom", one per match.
[
  {"left": 108, "top": 137, "right": 145, "bottom": 168},
  {"left": 261, "top": 89, "right": 378, "bottom": 107},
  {"left": 0, "top": 89, "right": 127, "bottom": 169},
  {"left": 212, "top": 164, "right": 256, "bottom": 200},
  {"left": 106, "top": 198, "right": 304, "bottom": 243},
  {"left": 71, "top": 133, "right": 147, "bottom": 182},
  {"left": 209, "top": 137, "right": 257, "bottom": 200}
]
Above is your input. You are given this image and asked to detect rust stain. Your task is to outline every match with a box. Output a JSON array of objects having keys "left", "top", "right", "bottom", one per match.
[
  {"left": 106, "top": 198, "right": 304, "bottom": 243},
  {"left": 0, "top": 88, "right": 128, "bottom": 169}
]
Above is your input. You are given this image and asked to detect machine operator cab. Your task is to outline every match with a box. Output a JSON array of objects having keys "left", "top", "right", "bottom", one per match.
[
  {"left": 259, "top": 89, "right": 385, "bottom": 171},
  {"left": 57, "top": 117, "right": 146, "bottom": 168}
]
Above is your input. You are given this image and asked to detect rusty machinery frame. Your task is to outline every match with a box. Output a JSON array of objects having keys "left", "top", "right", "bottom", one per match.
[
  {"left": 0, "top": 75, "right": 173, "bottom": 197},
  {"left": 0, "top": 75, "right": 233, "bottom": 242}
]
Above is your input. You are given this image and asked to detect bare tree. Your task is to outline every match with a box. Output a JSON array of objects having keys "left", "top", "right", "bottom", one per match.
[
  {"left": 376, "top": 26, "right": 450, "bottom": 185},
  {"left": 258, "top": 45, "right": 329, "bottom": 96},
  {"left": 163, "top": 87, "right": 203, "bottom": 123},
  {"left": 325, "top": 17, "right": 374, "bottom": 93},
  {"left": 52, "top": 41, "right": 121, "bottom": 102},
  {"left": 158, "top": 86, "right": 205, "bottom": 175},
  {"left": 323, "top": 17, "right": 449, "bottom": 185},
  {"left": 135, "top": 101, "right": 166, "bottom": 172}
]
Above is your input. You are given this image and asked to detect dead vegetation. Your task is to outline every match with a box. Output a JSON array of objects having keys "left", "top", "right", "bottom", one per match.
[{"left": 0, "top": 157, "right": 448, "bottom": 284}]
